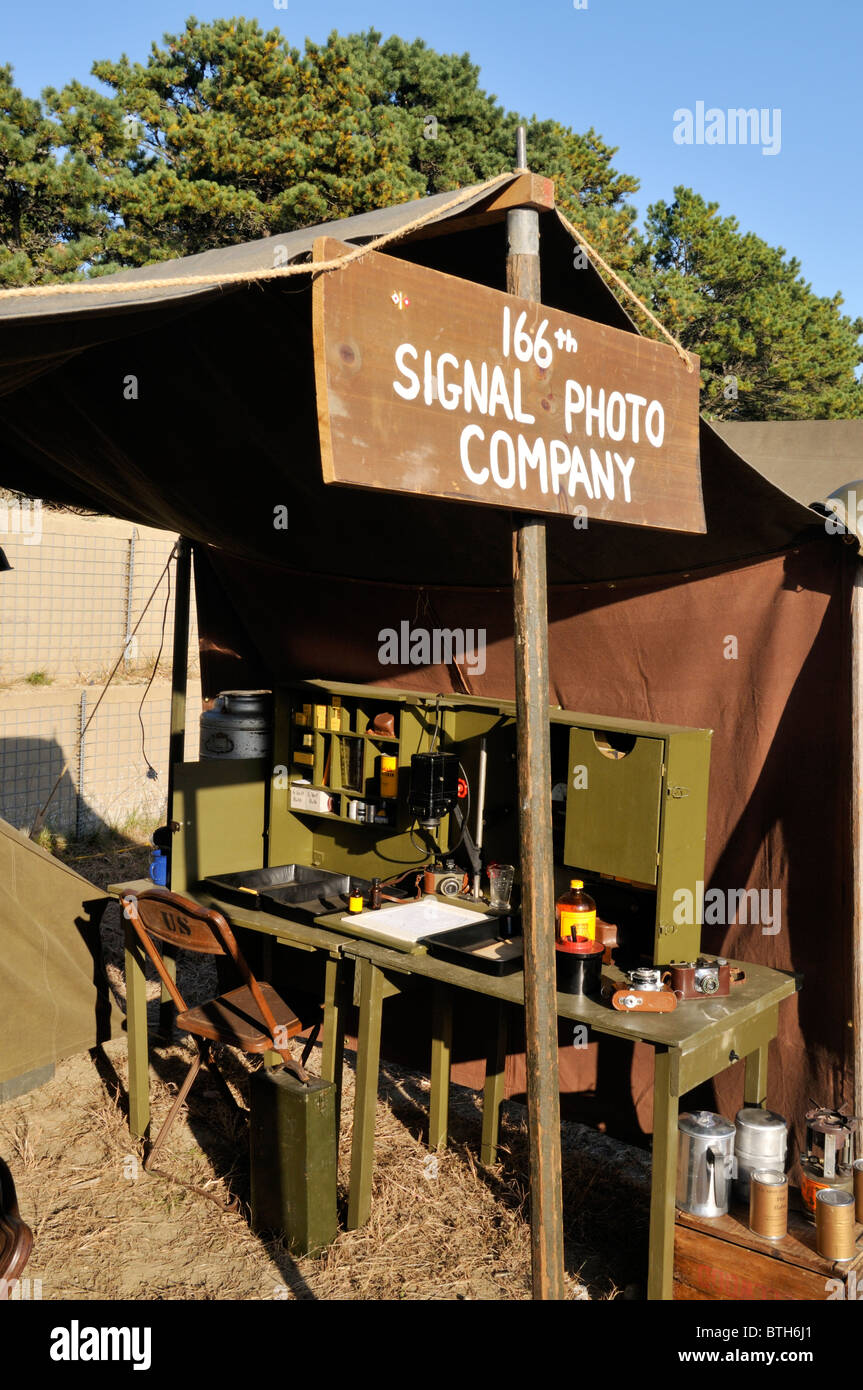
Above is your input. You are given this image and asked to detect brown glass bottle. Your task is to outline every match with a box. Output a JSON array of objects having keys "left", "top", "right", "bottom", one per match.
[{"left": 555, "top": 878, "right": 596, "bottom": 942}]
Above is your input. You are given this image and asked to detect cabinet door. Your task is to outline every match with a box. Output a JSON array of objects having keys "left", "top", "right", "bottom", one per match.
[
  {"left": 564, "top": 727, "right": 664, "bottom": 885},
  {"left": 171, "top": 758, "right": 267, "bottom": 891}
]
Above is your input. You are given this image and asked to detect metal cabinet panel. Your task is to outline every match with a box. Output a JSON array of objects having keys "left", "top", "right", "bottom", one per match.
[
  {"left": 171, "top": 758, "right": 267, "bottom": 892},
  {"left": 564, "top": 727, "right": 665, "bottom": 885}
]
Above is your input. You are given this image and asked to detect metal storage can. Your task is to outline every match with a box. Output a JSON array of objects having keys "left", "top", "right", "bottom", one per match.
[
  {"left": 676, "top": 1111, "right": 736, "bottom": 1218},
  {"left": 200, "top": 690, "right": 272, "bottom": 760},
  {"left": 734, "top": 1107, "right": 787, "bottom": 1202}
]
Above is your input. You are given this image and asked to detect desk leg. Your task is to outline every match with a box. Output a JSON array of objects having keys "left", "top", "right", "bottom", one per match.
[
  {"left": 481, "top": 1000, "right": 508, "bottom": 1166},
  {"left": 158, "top": 947, "right": 177, "bottom": 1040},
  {"left": 124, "top": 920, "right": 150, "bottom": 1141},
  {"left": 744, "top": 1045, "right": 769, "bottom": 1108},
  {"left": 322, "top": 955, "right": 347, "bottom": 1152},
  {"left": 429, "top": 984, "right": 453, "bottom": 1151},
  {"left": 647, "top": 1048, "right": 678, "bottom": 1301},
  {"left": 348, "top": 957, "right": 385, "bottom": 1230}
]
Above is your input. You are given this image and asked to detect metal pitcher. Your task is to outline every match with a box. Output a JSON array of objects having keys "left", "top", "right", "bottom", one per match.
[{"left": 676, "top": 1111, "right": 736, "bottom": 1218}]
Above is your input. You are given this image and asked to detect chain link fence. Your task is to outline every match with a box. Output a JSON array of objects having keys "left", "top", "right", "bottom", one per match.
[
  {"left": 0, "top": 506, "right": 201, "bottom": 837},
  {"left": 0, "top": 508, "right": 198, "bottom": 682}
]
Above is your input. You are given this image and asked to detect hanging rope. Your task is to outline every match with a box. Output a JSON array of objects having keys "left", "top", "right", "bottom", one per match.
[{"left": 554, "top": 206, "right": 695, "bottom": 372}]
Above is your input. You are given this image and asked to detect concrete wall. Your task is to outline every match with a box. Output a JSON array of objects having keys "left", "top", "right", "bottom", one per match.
[
  {"left": 0, "top": 507, "right": 201, "bottom": 837},
  {"left": 0, "top": 507, "right": 198, "bottom": 682}
]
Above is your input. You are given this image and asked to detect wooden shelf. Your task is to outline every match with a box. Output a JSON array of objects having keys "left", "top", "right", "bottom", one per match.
[{"left": 674, "top": 1197, "right": 863, "bottom": 1300}]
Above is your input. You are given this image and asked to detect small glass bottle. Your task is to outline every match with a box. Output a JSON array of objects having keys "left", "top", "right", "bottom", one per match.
[
  {"left": 370, "top": 877, "right": 383, "bottom": 910},
  {"left": 555, "top": 878, "right": 596, "bottom": 941}
]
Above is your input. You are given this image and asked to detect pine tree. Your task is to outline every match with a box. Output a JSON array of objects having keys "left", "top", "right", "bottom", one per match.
[
  {"left": 8, "top": 18, "right": 862, "bottom": 420},
  {"left": 633, "top": 188, "right": 863, "bottom": 419},
  {"left": 43, "top": 19, "right": 638, "bottom": 268},
  {"left": 0, "top": 64, "right": 109, "bottom": 285}
]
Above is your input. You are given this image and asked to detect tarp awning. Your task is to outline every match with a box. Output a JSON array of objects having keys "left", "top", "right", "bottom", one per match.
[{"left": 0, "top": 174, "right": 823, "bottom": 587}]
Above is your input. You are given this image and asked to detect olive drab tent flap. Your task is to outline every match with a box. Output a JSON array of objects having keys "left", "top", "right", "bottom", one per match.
[{"left": 0, "top": 818, "right": 119, "bottom": 1084}]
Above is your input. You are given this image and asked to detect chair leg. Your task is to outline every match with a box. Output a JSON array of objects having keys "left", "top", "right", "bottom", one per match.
[
  {"left": 300, "top": 1021, "right": 322, "bottom": 1068},
  {"left": 202, "top": 1044, "right": 245, "bottom": 1114},
  {"left": 144, "top": 1046, "right": 204, "bottom": 1173},
  {"left": 277, "top": 1048, "right": 309, "bottom": 1084},
  {"left": 143, "top": 1042, "right": 242, "bottom": 1214}
]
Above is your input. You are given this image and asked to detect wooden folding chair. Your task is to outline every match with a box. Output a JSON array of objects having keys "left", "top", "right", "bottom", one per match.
[
  {"left": 122, "top": 887, "right": 320, "bottom": 1195},
  {"left": 0, "top": 1157, "right": 33, "bottom": 1294}
]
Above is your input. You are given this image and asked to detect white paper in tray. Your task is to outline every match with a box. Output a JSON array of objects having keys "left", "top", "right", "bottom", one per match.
[{"left": 340, "top": 896, "right": 488, "bottom": 946}]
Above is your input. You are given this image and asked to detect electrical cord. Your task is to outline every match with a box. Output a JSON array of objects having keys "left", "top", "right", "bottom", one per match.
[
  {"left": 28, "top": 542, "right": 179, "bottom": 840},
  {"left": 138, "top": 551, "right": 172, "bottom": 778},
  {"left": 446, "top": 762, "right": 471, "bottom": 857},
  {"left": 430, "top": 694, "right": 443, "bottom": 753}
]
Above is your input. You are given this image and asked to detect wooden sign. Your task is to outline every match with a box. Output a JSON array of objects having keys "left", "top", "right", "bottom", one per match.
[{"left": 313, "top": 238, "right": 704, "bottom": 533}]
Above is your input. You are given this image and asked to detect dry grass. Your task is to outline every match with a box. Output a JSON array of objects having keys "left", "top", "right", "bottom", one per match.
[{"left": 0, "top": 841, "right": 651, "bottom": 1301}]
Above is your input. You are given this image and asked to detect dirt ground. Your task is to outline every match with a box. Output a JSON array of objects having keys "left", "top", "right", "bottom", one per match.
[{"left": 1, "top": 841, "right": 652, "bottom": 1301}]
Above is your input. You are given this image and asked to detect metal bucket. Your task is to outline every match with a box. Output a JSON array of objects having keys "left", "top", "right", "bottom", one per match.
[
  {"left": 676, "top": 1111, "right": 736, "bottom": 1218},
  {"left": 200, "top": 690, "right": 272, "bottom": 760},
  {"left": 734, "top": 1107, "right": 787, "bottom": 1202}
]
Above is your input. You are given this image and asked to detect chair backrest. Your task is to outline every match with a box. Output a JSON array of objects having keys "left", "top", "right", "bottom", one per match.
[
  {"left": 125, "top": 888, "right": 232, "bottom": 956},
  {"left": 122, "top": 889, "right": 281, "bottom": 1045}
]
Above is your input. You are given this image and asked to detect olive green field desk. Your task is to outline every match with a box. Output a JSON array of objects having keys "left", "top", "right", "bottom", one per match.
[
  {"left": 320, "top": 924, "right": 798, "bottom": 1303},
  {"left": 109, "top": 879, "right": 355, "bottom": 1147}
]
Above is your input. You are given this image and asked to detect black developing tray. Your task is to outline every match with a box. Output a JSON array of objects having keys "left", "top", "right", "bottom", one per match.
[
  {"left": 201, "top": 864, "right": 369, "bottom": 916},
  {"left": 263, "top": 876, "right": 372, "bottom": 920},
  {"left": 421, "top": 916, "right": 524, "bottom": 976}
]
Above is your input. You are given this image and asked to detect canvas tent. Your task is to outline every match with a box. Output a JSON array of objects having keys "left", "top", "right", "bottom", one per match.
[
  {"left": 715, "top": 421, "right": 863, "bottom": 512},
  {"left": 0, "top": 171, "right": 858, "bottom": 1140},
  {"left": 0, "top": 819, "right": 119, "bottom": 1091}
]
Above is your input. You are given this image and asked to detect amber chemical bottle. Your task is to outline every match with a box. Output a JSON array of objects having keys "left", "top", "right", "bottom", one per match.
[{"left": 555, "top": 878, "right": 596, "bottom": 941}]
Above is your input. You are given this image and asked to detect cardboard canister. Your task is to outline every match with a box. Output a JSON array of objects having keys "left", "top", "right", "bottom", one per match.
[
  {"left": 815, "top": 1188, "right": 856, "bottom": 1262},
  {"left": 748, "top": 1169, "right": 787, "bottom": 1241},
  {"left": 855, "top": 1158, "right": 863, "bottom": 1223},
  {"left": 555, "top": 937, "right": 604, "bottom": 997}
]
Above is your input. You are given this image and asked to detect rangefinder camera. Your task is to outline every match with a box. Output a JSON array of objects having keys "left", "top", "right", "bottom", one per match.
[
  {"left": 424, "top": 861, "right": 464, "bottom": 897},
  {"left": 664, "top": 956, "right": 745, "bottom": 1001},
  {"left": 611, "top": 966, "right": 677, "bottom": 1013}
]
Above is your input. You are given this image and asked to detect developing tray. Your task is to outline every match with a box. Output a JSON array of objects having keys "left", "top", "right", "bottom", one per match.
[
  {"left": 201, "top": 864, "right": 370, "bottom": 917},
  {"left": 421, "top": 917, "right": 524, "bottom": 975}
]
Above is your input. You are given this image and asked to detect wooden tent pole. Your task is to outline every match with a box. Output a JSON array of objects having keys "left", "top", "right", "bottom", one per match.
[
  {"left": 852, "top": 561, "right": 863, "bottom": 1120},
  {"left": 508, "top": 127, "right": 566, "bottom": 1300},
  {"left": 167, "top": 537, "right": 191, "bottom": 885}
]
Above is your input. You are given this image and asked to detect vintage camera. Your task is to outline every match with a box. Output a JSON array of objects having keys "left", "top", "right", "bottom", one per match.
[
  {"left": 664, "top": 956, "right": 745, "bottom": 1001},
  {"left": 611, "top": 966, "right": 677, "bottom": 1013},
  {"left": 423, "top": 860, "right": 464, "bottom": 897}
]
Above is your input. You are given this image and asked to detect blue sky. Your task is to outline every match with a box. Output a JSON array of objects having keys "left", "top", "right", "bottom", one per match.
[{"left": 6, "top": 0, "right": 862, "bottom": 330}]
